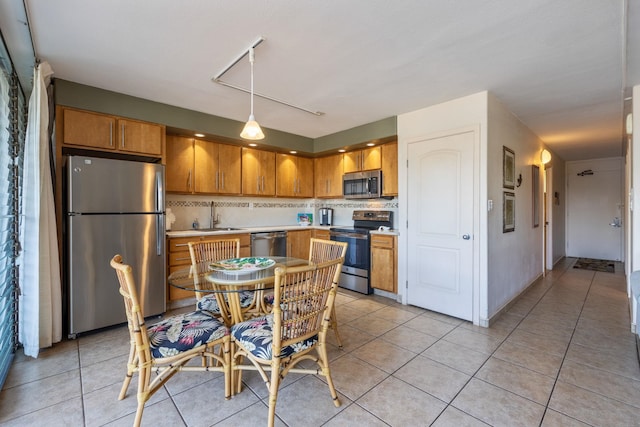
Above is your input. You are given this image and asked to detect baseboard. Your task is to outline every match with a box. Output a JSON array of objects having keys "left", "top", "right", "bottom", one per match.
[{"left": 483, "top": 272, "right": 544, "bottom": 327}]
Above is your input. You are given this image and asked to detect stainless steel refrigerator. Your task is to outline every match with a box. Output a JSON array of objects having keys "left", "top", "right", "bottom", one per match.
[{"left": 65, "top": 155, "right": 166, "bottom": 337}]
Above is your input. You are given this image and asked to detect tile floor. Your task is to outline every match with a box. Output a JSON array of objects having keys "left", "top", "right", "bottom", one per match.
[{"left": 1, "top": 257, "right": 639, "bottom": 426}]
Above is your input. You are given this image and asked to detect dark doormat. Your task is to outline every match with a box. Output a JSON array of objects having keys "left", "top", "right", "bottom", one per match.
[{"left": 573, "top": 258, "right": 615, "bottom": 273}]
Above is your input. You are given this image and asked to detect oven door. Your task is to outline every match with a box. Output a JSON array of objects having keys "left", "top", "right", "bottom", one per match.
[{"left": 329, "top": 230, "right": 371, "bottom": 294}]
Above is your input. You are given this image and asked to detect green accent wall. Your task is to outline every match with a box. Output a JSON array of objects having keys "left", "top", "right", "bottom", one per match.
[{"left": 54, "top": 79, "right": 397, "bottom": 154}]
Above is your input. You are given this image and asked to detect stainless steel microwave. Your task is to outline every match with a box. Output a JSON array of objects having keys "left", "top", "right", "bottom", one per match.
[{"left": 343, "top": 170, "right": 382, "bottom": 199}]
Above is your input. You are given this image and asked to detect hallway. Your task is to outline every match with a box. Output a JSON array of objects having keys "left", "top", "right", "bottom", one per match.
[{"left": 0, "top": 257, "right": 638, "bottom": 426}]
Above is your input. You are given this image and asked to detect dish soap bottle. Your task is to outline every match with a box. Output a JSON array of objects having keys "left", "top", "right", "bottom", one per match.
[{"left": 192, "top": 218, "right": 199, "bottom": 229}]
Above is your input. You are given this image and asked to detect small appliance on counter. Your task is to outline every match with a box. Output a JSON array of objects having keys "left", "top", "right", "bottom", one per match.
[{"left": 319, "top": 208, "right": 333, "bottom": 226}]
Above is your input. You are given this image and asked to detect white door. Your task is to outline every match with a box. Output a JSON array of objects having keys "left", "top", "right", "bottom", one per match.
[
  {"left": 407, "top": 131, "right": 474, "bottom": 321},
  {"left": 566, "top": 158, "right": 623, "bottom": 261}
]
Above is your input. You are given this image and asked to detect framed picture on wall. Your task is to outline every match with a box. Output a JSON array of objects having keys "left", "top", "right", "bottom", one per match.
[
  {"left": 503, "top": 146, "right": 515, "bottom": 189},
  {"left": 532, "top": 165, "right": 540, "bottom": 228},
  {"left": 503, "top": 191, "right": 515, "bottom": 233}
]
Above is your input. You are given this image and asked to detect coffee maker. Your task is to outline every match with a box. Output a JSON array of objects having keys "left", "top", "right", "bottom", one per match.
[{"left": 319, "top": 208, "right": 333, "bottom": 226}]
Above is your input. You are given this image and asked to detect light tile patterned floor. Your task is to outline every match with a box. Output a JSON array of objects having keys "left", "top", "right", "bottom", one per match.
[{"left": 1, "top": 257, "right": 639, "bottom": 426}]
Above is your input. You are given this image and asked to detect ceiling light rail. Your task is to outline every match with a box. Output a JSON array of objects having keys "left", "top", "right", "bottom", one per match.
[{"left": 212, "top": 37, "right": 324, "bottom": 117}]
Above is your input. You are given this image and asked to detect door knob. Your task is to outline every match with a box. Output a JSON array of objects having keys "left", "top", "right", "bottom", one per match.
[{"left": 462, "top": 234, "right": 471, "bottom": 240}]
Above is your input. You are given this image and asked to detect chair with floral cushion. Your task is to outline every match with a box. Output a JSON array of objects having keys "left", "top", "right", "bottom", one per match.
[
  {"left": 308, "top": 238, "right": 348, "bottom": 347},
  {"left": 188, "top": 238, "right": 256, "bottom": 325},
  {"left": 110, "top": 254, "right": 231, "bottom": 427},
  {"left": 231, "top": 257, "right": 344, "bottom": 427}
]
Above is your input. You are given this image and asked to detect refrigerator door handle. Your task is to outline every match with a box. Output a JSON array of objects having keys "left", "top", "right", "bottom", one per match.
[
  {"left": 155, "top": 171, "right": 164, "bottom": 212},
  {"left": 156, "top": 214, "right": 163, "bottom": 256}
]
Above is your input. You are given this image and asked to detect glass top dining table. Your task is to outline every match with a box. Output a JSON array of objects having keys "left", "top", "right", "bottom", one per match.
[{"left": 168, "top": 256, "right": 313, "bottom": 325}]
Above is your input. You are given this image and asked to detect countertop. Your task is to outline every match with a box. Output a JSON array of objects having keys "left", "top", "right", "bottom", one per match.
[
  {"left": 166, "top": 225, "right": 336, "bottom": 238},
  {"left": 166, "top": 225, "right": 399, "bottom": 237}
]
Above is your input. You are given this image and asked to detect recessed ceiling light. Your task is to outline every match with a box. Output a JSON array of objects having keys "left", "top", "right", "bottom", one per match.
[
  {"left": 249, "top": 143, "right": 258, "bottom": 147},
  {"left": 194, "top": 133, "right": 205, "bottom": 137},
  {"left": 366, "top": 143, "right": 375, "bottom": 146},
  {"left": 290, "top": 150, "right": 297, "bottom": 154},
  {"left": 338, "top": 149, "right": 346, "bottom": 153}
]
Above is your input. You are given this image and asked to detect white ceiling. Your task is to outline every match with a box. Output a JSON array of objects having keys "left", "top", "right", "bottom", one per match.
[{"left": 3, "top": 0, "right": 640, "bottom": 160}]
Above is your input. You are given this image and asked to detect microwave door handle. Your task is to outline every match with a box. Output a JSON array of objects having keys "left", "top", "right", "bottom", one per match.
[{"left": 365, "top": 178, "right": 370, "bottom": 194}]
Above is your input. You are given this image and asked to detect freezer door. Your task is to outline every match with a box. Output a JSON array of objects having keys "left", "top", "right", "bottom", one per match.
[
  {"left": 68, "top": 213, "right": 166, "bottom": 336},
  {"left": 67, "top": 156, "right": 164, "bottom": 214}
]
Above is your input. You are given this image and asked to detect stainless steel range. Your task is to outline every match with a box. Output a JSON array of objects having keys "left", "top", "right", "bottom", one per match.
[{"left": 330, "top": 210, "right": 393, "bottom": 294}]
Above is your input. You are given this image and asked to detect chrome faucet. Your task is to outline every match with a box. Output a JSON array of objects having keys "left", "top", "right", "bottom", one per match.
[{"left": 210, "top": 201, "right": 219, "bottom": 228}]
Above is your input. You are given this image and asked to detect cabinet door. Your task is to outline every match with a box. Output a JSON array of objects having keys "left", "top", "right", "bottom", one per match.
[
  {"left": 362, "top": 146, "right": 382, "bottom": 171},
  {"left": 343, "top": 151, "right": 360, "bottom": 173},
  {"left": 260, "top": 150, "right": 276, "bottom": 196},
  {"left": 314, "top": 154, "right": 343, "bottom": 198},
  {"left": 276, "top": 154, "right": 298, "bottom": 197},
  {"left": 194, "top": 139, "right": 218, "bottom": 194},
  {"left": 287, "top": 229, "right": 312, "bottom": 259},
  {"left": 217, "top": 143, "right": 242, "bottom": 194},
  {"left": 118, "top": 119, "right": 163, "bottom": 155},
  {"left": 166, "top": 136, "right": 194, "bottom": 193},
  {"left": 370, "top": 235, "right": 396, "bottom": 293},
  {"left": 242, "top": 148, "right": 262, "bottom": 196},
  {"left": 297, "top": 156, "right": 314, "bottom": 197},
  {"left": 381, "top": 142, "right": 398, "bottom": 196},
  {"left": 63, "top": 109, "right": 116, "bottom": 150}
]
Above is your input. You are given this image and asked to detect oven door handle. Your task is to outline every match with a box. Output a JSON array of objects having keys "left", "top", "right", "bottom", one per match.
[{"left": 330, "top": 232, "right": 369, "bottom": 240}]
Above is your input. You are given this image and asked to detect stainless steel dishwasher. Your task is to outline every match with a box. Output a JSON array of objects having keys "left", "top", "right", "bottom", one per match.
[{"left": 251, "top": 231, "right": 288, "bottom": 257}]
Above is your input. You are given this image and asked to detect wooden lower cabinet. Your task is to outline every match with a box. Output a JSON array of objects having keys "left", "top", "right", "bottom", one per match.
[
  {"left": 167, "top": 233, "right": 250, "bottom": 301},
  {"left": 370, "top": 234, "right": 397, "bottom": 293},
  {"left": 313, "top": 229, "right": 330, "bottom": 241},
  {"left": 287, "top": 229, "right": 312, "bottom": 260}
]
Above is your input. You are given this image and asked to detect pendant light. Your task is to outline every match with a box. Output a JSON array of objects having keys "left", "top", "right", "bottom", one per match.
[{"left": 240, "top": 47, "right": 265, "bottom": 140}]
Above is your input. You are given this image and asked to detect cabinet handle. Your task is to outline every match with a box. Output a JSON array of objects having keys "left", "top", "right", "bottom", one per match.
[
  {"left": 256, "top": 176, "right": 260, "bottom": 193},
  {"left": 221, "top": 172, "right": 225, "bottom": 190},
  {"left": 188, "top": 169, "right": 192, "bottom": 190},
  {"left": 109, "top": 122, "right": 113, "bottom": 147},
  {"left": 215, "top": 171, "right": 219, "bottom": 190},
  {"left": 120, "top": 123, "right": 125, "bottom": 148},
  {"left": 174, "top": 243, "right": 189, "bottom": 247}
]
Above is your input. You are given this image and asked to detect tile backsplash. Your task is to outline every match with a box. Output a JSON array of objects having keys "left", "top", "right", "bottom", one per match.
[{"left": 166, "top": 194, "right": 398, "bottom": 231}]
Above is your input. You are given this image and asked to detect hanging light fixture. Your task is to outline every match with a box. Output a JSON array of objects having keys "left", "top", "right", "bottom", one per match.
[{"left": 240, "top": 47, "right": 265, "bottom": 140}]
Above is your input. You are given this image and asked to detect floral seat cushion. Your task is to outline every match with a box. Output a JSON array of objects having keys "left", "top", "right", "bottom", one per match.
[
  {"left": 231, "top": 314, "right": 317, "bottom": 359},
  {"left": 197, "top": 291, "right": 255, "bottom": 314},
  {"left": 147, "top": 310, "right": 228, "bottom": 358}
]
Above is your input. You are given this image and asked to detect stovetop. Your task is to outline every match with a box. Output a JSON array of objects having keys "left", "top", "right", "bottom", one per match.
[{"left": 330, "top": 210, "right": 393, "bottom": 234}]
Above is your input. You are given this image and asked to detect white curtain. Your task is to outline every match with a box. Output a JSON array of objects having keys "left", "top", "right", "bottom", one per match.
[{"left": 18, "top": 61, "right": 61, "bottom": 357}]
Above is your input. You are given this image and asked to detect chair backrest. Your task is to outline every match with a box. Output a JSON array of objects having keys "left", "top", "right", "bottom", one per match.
[
  {"left": 308, "top": 238, "right": 348, "bottom": 263},
  {"left": 271, "top": 257, "right": 344, "bottom": 354},
  {"left": 188, "top": 238, "right": 240, "bottom": 300},
  {"left": 188, "top": 238, "right": 240, "bottom": 264},
  {"left": 110, "top": 254, "right": 152, "bottom": 364}
]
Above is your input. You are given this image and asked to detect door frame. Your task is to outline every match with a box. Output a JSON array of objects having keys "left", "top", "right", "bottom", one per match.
[{"left": 398, "top": 125, "right": 483, "bottom": 325}]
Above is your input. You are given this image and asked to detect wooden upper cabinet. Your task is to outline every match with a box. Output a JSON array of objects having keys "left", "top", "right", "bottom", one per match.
[
  {"left": 63, "top": 108, "right": 117, "bottom": 150},
  {"left": 165, "top": 135, "right": 194, "bottom": 193},
  {"left": 166, "top": 136, "right": 242, "bottom": 195},
  {"left": 61, "top": 108, "right": 164, "bottom": 156},
  {"left": 381, "top": 141, "right": 398, "bottom": 196},
  {"left": 276, "top": 154, "right": 314, "bottom": 198},
  {"left": 194, "top": 140, "right": 242, "bottom": 195},
  {"left": 117, "top": 118, "right": 163, "bottom": 156},
  {"left": 314, "top": 154, "right": 343, "bottom": 198},
  {"left": 343, "top": 146, "right": 381, "bottom": 173},
  {"left": 242, "top": 147, "right": 275, "bottom": 196}
]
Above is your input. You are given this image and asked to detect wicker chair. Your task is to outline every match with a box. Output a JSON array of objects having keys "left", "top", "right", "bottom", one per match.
[
  {"left": 188, "top": 239, "right": 256, "bottom": 325},
  {"left": 231, "top": 257, "right": 344, "bottom": 427},
  {"left": 110, "top": 255, "right": 230, "bottom": 427},
  {"left": 309, "top": 238, "right": 348, "bottom": 347}
]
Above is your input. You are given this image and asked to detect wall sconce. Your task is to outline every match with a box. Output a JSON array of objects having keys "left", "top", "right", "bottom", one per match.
[{"left": 541, "top": 149, "right": 551, "bottom": 165}]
